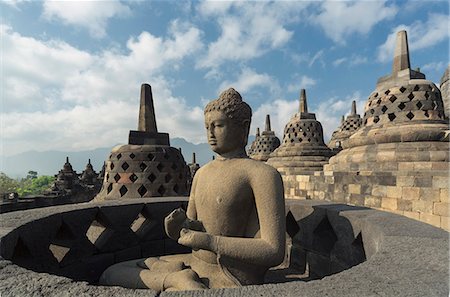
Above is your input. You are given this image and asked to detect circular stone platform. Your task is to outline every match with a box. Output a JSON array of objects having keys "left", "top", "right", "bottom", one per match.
[{"left": 0, "top": 198, "right": 448, "bottom": 297}]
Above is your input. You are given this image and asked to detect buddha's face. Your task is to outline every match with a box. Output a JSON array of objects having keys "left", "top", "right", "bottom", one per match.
[{"left": 205, "top": 110, "right": 246, "bottom": 155}]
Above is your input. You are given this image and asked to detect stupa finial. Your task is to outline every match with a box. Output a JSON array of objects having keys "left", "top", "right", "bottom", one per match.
[
  {"left": 192, "top": 152, "right": 196, "bottom": 164},
  {"left": 265, "top": 114, "right": 271, "bottom": 131},
  {"left": 351, "top": 100, "right": 357, "bottom": 116},
  {"left": 299, "top": 89, "right": 308, "bottom": 113},
  {"left": 138, "top": 84, "right": 158, "bottom": 133},
  {"left": 392, "top": 30, "right": 410, "bottom": 74},
  {"left": 341, "top": 115, "right": 345, "bottom": 123},
  {"left": 256, "top": 127, "right": 260, "bottom": 137}
]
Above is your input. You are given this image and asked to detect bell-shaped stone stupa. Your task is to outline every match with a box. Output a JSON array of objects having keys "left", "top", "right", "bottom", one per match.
[
  {"left": 328, "top": 100, "right": 362, "bottom": 150},
  {"left": 249, "top": 115, "right": 281, "bottom": 161},
  {"left": 267, "top": 89, "right": 334, "bottom": 175},
  {"left": 95, "top": 84, "right": 190, "bottom": 200}
]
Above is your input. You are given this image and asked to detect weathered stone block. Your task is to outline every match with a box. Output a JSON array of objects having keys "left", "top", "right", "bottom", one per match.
[
  {"left": 432, "top": 162, "right": 449, "bottom": 171},
  {"left": 402, "top": 187, "right": 420, "bottom": 200},
  {"left": 441, "top": 216, "right": 450, "bottom": 231},
  {"left": 419, "top": 212, "right": 441, "bottom": 228},
  {"left": 398, "top": 162, "right": 414, "bottom": 171},
  {"left": 381, "top": 198, "right": 398, "bottom": 210},
  {"left": 386, "top": 186, "right": 402, "bottom": 198},
  {"left": 413, "top": 162, "right": 432, "bottom": 170},
  {"left": 440, "top": 188, "right": 449, "bottom": 203},
  {"left": 414, "top": 176, "right": 432, "bottom": 188},
  {"left": 372, "top": 185, "right": 387, "bottom": 197},
  {"left": 348, "top": 184, "right": 361, "bottom": 194},
  {"left": 433, "top": 202, "right": 449, "bottom": 217},
  {"left": 412, "top": 200, "right": 433, "bottom": 213},
  {"left": 403, "top": 211, "right": 420, "bottom": 220},
  {"left": 419, "top": 188, "right": 440, "bottom": 202},
  {"left": 397, "top": 200, "right": 412, "bottom": 212},
  {"left": 396, "top": 176, "right": 414, "bottom": 187},
  {"left": 364, "top": 196, "right": 382, "bottom": 208},
  {"left": 432, "top": 176, "right": 449, "bottom": 189}
]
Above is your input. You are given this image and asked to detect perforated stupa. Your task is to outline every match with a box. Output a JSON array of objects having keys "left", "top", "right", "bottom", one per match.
[
  {"left": 267, "top": 89, "right": 334, "bottom": 174},
  {"left": 95, "top": 84, "right": 190, "bottom": 201},
  {"left": 328, "top": 101, "right": 362, "bottom": 150},
  {"left": 249, "top": 115, "right": 281, "bottom": 161}
]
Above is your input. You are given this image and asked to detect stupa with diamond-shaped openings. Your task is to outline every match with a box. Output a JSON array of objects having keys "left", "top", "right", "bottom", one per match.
[{"left": 95, "top": 84, "right": 190, "bottom": 200}]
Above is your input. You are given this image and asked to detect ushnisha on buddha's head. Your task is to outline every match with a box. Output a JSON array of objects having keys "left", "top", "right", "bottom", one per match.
[{"left": 204, "top": 88, "right": 252, "bottom": 156}]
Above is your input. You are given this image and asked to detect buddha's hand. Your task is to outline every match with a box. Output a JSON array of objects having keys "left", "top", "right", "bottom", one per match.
[
  {"left": 178, "top": 228, "right": 218, "bottom": 252},
  {"left": 164, "top": 208, "right": 187, "bottom": 240}
]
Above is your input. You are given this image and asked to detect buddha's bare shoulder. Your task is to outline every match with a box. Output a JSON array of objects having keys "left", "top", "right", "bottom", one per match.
[{"left": 240, "top": 158, "right": 281, "bottom": 178}]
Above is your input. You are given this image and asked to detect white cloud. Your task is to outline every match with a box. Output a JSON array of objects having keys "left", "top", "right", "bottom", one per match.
[
  {"left": 197, "top": 1, "right": 308, "bottom": 69},
  {"left": 42, "top": 0, "right": 132, "bottom": 38},
  {"left": 287, "top": 75, "right": 317, "bottom": 93},
  {"left": 311, "top": 1, "right": 397, "bottom": 44},
  {"left": 218, "top": 68, "right": 277, "bottom": 94},
  {"left": 333, "top": 55, "right": 367, "bottom": 67},
  {"left": 308, "top": 50, "right": 325, "bottom": 68},
  {"left": 421, "top": 61, "right": 447, "bottom": 74},
  {"left": 1, "top": 0, "right": 31, "bottom": 9},
  {"left": 1, "top": 24, "right": 206, "bottom": 155},
  {"left": 377, "top": 13, "right": 450, "bottom": 63}
]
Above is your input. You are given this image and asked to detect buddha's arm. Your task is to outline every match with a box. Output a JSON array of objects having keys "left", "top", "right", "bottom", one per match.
[{"left": 179, "top": 168, "right": 286, "bottom": 267}]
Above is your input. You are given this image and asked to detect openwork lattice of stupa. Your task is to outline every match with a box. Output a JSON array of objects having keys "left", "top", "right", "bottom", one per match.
[
  {"left": 249, "top": 115, "right": 281, "bottom": 161},
  {"left": 328, "top": 101, "right": 362, "bottom": 150},
  {"left": 440, "top": 65, "right": 449, "bottom": 120},
  {"left": 95, "top": 84, "right": 190, "bottom": 201},
  {"left": 267, "top": 89, "right": 334, "bottom": 175}
]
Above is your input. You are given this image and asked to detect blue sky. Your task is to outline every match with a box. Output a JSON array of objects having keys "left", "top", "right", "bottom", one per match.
[{"left": 1, "top": 0, "right": 449, "bottom": 157}]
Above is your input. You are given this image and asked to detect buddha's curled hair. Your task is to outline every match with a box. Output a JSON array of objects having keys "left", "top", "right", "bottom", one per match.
[{"left": 204, "top": 88, "right": 252, "bottom": 122}]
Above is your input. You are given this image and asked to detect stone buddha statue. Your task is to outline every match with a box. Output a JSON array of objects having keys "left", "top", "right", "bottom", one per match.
[{"left": 100, "top": 88, "right": 286, "bottom": 292}]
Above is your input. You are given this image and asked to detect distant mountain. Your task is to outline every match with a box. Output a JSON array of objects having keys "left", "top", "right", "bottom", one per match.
[{"left": 0, "top": 136, "right": 255, "bottom": 178}]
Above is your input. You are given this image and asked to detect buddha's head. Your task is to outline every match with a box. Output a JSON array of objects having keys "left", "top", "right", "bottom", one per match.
[{"left": 204, "top": 88, "right": 252, "bottom": 155}]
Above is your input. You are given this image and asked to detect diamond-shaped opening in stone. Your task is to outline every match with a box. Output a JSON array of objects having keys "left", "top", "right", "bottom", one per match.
[
  {"left": 110, "top": 162, "right": 115, "bottom": 170},
  {"left": 129, "top": 173, "right": 138, "bottom": 183},
  {"left": 388, "top": 113, "right": 396, "bottom": 121},
  {"left": 424, "top": 92, "right": 430, "bottom": 99},
  {"left": 148, "top": 173, "right": 156, "bottom": 183},
  {"left": 376, "top": 99, "right": 382, "bottom": 105},
  {"left": 173, "top": 184, "right": 179, "bottom": 194},
  {"left": 413, "top": 85, "right": 420, "bottom": 91},
  {"left": 140, "top": 162, "right": 147, "bottom": 171},
  {"left": 398, "top": 102, "right": 406, "bottom": 110},
  {"left": 158, "top": 185, "right": 166, "bottom": 195},
  {"left": 416, "top": 101, "right": 423, "bottom": 109},
  {"left": 119, "top": 185, "right": 128, "bottom": 197},
  {"left": 107, "top": 183, "right": 113, "bottom": 193},
  {"left": 86, "top": 220, "right": 106, "bottom": 245},
  {"left": 148, "top": 153, "right": 155, "bottom": 161},
  {"left": 312, "top": 216, "right": 338, "bottom": 255},
  {"left": 389, "top": 95, "right": 397, "bottom": 103},
  {"left": 406, "top": 111, "right": 415, "bottom": 120},
  {"left": 384, "top": 89, "right": 390, "bottom": 95},
  {"left": 298, "top": 138, "right": 303, "bottom": 142},
  {"left": 407, "top": 93, "right": 414, "bottom": 100},
  {"left": 307, "top": 138, "right": 311, "bottom": 142},
  {"left": 381, "top": 105, "right": 388, "bottom": 113},
  {"left": 114, "top": 173, "right": 121, "bottom": 182},
  {"left": 290, "top": 138, "right": 294, "bottom": 143},
  {"left": 399, "top": 86, "right": 406, "bottom": 93},
  {"left": 373, "top": 92, "right": 378, "bottom": 98},
  {"left": 171, "top": 163, "right": 178, "bottom": 170},
  {"left": 302, "top": 132, "right": 307, "bottom": 137},
  {"left": 286, "top": 211, "right": 300, "bottom": 238},
  {"left": 424, "top": 110, "right": 430, "bottom": 118},
  {"left": 373, "top": 116, "right": 380, "bottom": 123},
  {"left": 165, "top": 174, "right": 172, "bottom": 183},
  {"left": 49, "top": 244, "right": 70, "bottom": 263},
  {"left": 117, "top": 153, "right": 122, "bottom": 160},
  {"left": 370, "top": 109, "right": 374, "bottom": 114},
  {"left": 137, "top": 185, "right": 147, "bottom": 197},
  {"left": 121, "top": 162, "right": 130, "bottom": 171},
  {"left": 157, "top": 163, "right": 164, "bottom": 172},
  {"left": 130, "top": 153, "right": 136, "bottom": 159},
  {"left": 431, "top": 101, "right": 436, "bottom": 109},
  {"left": 131, "top": 213, "right": 146, "bottom": 232}
]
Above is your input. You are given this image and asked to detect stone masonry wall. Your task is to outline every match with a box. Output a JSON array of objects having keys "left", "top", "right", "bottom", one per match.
[{"left": 280, "top": 144, "right": 449, "bottom": 231}]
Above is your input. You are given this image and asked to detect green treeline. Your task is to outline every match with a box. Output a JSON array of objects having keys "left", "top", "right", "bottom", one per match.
[{"left": 0, "top": 171, "right": 55, "bottom": 197}]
